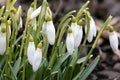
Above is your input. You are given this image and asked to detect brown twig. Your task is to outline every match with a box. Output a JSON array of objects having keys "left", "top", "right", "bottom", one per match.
[{"left": 53, "top": 0, "right": 63, "bottom": 18}]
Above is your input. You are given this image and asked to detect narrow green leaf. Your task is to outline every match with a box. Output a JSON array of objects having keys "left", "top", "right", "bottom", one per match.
[
  {"left": 52, "top": 53, "right": 69, "bottom": 72},
  {"left": 73, "top": 69, "right": 84, "bottom": 80},
  {"left": 56, "top": 10, "right": 76, "bottom": 41},
  {"left": 8, "top": 62, "right": 17, "bottom": 80},
  {"left": 76, "top": 1, "right": 90, "bottom": 19},
  {"left": 13, "top": 57, "right": 21, "bottom": 75},
  {"left": 79, "top": 56, "right": 100, "bottom": 80},
  {"left": 77, "top": 55, "right": 93, "bottom": 64},
  {"left": 62, "top": 66, "right": 72, "bottom": 80}
]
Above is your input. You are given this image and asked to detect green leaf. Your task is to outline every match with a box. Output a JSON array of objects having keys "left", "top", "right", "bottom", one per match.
[
  {"left": 56, "top": 10, "right": 76, "bottom": 41},
  {"left": 62, "top": 66, "right": 72, "bottom": 80},
  {"left": 52, "top": 53, "right": 69, "bottom": 72},
  {"left": 77, "top": 55, "right": 93, "bottom": 64},
  {"left": 76, "top": 1, "right": 90, "bottom": 19},
  {"left": 79, "top": 56, "right": 100, "bottom": 80},
  {"left": 8, "top": 62, "right": 17, "bottom": 80},
  {"left": 13, "top": 57, "right": 21, "bottom": 75},
  {"left": 73, "top": 69, "right": 84, "bottom": 80},
  {"left": 0, "top": 55, "right": 5, "bottom": 69}
]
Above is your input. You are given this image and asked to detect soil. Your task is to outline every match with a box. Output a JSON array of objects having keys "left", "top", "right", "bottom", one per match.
[{"left": 1, "top": 0, "right": 120, "bottom": 80}]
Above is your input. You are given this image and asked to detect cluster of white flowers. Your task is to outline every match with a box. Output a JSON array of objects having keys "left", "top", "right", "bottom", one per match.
[
  {"left": 27, "top": 36, "right": 42, "bottom": 72},
  {"left": 66, "top": 16, "right": 97, "bottom": 55},
  {"left": 29, "top": 4, "right": 55, "bottom": 45},
  {"left": 27, "top": 3, "right": 55, "bottom": 72}
]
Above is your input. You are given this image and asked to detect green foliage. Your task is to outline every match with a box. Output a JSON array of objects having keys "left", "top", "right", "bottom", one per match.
[{"left": 0, "top": 0, "right": 112, "bottom": 80}]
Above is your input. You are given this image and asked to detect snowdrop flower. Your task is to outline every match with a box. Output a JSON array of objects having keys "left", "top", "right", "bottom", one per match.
[
  {"left": 74, "top": 20, "right": 83, "bottom": 48},
  {"left": 30, "top": 6, "right": 41, "bottom": 19},
  {"left": 85, "top": 17, "right": 96, "bottom": 42},
  {"left": 30, "top": 4, "right": 52, "bottom": 20},
  {"left": 1, "top": 20, "right": 11, "bottom": 37},
  {"left": 27, "top": 35, "right": 35, "bottom": 65},
  {"left": 66, "top": 27, "right": 74, "bottom": 55},
  {"left": 71, "top": 16, "right": 78, "bottom": 40},
  {"left": 42, "top": 21, "right": 47, "bottom": 33},
  {"left": 18, "top": 17, "right": 22, "bottom": 30},
  {"left": 0, "top": 27, "right": 6, "bottom": 55},
  {"left": 11, "top": 6, "right": 22, "bottom": 30},
  {"left": 109, "top": 26, "right": 119, "bottom": 51},
  {"left": 44, "top": 15, "right": 55, "bottom": 45},
  {"left": 32, "top": 42, "right": 42, "bottom": 72}
]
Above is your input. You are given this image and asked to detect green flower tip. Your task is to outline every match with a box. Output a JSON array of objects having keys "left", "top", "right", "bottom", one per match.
[
  {"left": 37, "top": 42, "right": 42, "bottom": 49},
  {"left": 11, "top": 8, "right": 17, "bottom": 14},
  {"left": 7, "top": 20, "right": 11, "bottom": 25},
  {"left": 68, "top": 27, "right": 72, "bottom": 33},
  {"left": 78, "top": 19, "right": 83, "bottom": 26},
  {"left": 1, "top": 27, "right": 6, "bottom": 33},
  {"left": 0, "top": 18, "right": 6, "bottom": 23},
  {"left": 29, "top": 35, "right": 34, "bottom": 42},
  {"left": 46, "top": 15, "right": 52, "bottom": 22},
  {"left": 86, "top": 11, "right": 91, "bottom": 20},
  {"left": 31, "top": 2, "right": 34, "bottom": 8},
  {"left": 72, "top": 16, "right": 76, "bottom": 23},
  {"left": 46, "top": 2, "right": 49, "bottom": 7},
  {"left": 109, "top": 26, "right": 114, "bottom": 32}
]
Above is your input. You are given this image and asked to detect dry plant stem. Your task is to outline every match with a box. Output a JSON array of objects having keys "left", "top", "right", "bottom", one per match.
[
  {"left": 80, "top": 16, "right": 112, "bottom": 71},
  {"left": 53, "top": 0, "right": 63, "bottom": 18}
]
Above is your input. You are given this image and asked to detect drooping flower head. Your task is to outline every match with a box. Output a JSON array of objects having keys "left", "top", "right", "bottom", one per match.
[
  {"left": 74, "top": 20, "right": 83, "bottom": 48},
  {"left": 32, "top": 42, "right": 42, "bottom": 72},
  {"left": 109, "top": 26, "right": 119, "bottom": 51},
  {"left": 0, "top": 27, "right": 6, "bottom": 55},
  {"left": 85, "top": 16, "right": 96, "bottom": 42},
  {"left": 43, "top": 15, "right": 55, "bottom": 45},
  {"left": 27, "top": 35, "right": 35, "bottom": 65},
  {"left": 66, "top": 27, "right": 74, "bottom": 55}
]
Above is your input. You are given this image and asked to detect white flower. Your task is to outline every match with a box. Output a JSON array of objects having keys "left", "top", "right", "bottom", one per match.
[
  {"left": 32, "top": 47, "right": 42, "bottom": 72},
  {"left": 30, "top": 6, "right": 41, "bottom": 19},
  {"left": 30, "top": 6, "right": 52, "bottom": 20},
  {"left": 27, "top": 42, "right": 35, "bottom": 65},
  {"left": 74, "top": 24, "right": 83, "bottom": 48},
  {"left": 85, "top": 17, "right": 96, "bottom": 42},
  {"left": 0, "top": 32, "right": 6, "bottom": 55},
  {"left": 71, "top": 22, "right": 78, "bottom": 40},
  {"left": 66, "top": 27, "right": 74, "bottom": 55},
  {"left": 18, "top": 17, "right": 22, "bottom": 30},
  {"left": 109, "top": 31, "right": 118, "bottom": 51},
  {"left": 42, "top": 22, "right": 47, "bottom": 33},
  {"left": 46, "top": 21, "right": 55, "bottom": 45}
]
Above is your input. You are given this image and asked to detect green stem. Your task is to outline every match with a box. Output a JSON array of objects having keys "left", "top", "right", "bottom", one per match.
[
  {"left": 80, "top": 15, "right": 112, "bottom": 71},
  {"left": 5, "top": 20, "right": 10, "bottom": 80},
  {"left": 34, "top": 1, "right": 47, "bottom": 45}
]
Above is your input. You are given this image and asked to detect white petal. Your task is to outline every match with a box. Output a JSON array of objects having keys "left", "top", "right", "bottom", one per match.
[
  {"left": 27, "top": 42, "right": 35, "bottom": 65},
  {"left": 0, "top": 33, "right": 6, "bottom": 55},
  {"left": 18, "top": 17, "right": 22, "bottom": 30},
  {"left": 30, "top": 6, "right": 41, "bottom": 19},
  {"left": 46, "top": 21, "right": 55, "bottom": 45},
  {"left": 66, "top": 33, "right": 74, "bottom": 55},
  {"left": 74, "top": 25, "right": 83, "bottom": 48},
  {"left": 42, "top": 22, "right": 47, "bottom": 33},
  {"left": 85, "top": 17, "right": 96, "bottom": 42},
  {"left": 90, "top": 17, "right": 96, "bottom": 37},
  {"left": 109, "top": 31, "right": 118, "bottom": 51},
  {"left": 71, "top": 22, "right": 77, "bottom": 39},
  {"left": 32, "top": 48, "right": 42, "bottom": 72}
]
